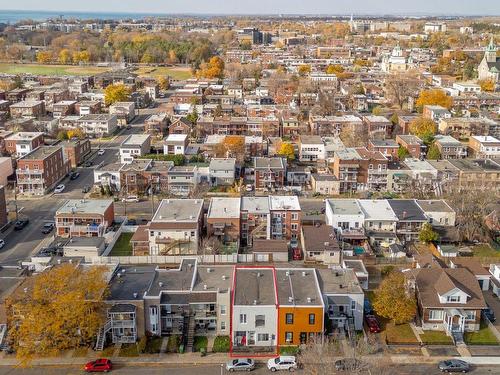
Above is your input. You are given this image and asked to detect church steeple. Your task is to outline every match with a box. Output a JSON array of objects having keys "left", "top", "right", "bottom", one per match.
[{"left": 485, "top": 35, "right": 497, "bottom": 63}]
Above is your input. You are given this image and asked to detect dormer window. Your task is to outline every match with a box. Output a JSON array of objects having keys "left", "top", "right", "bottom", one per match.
[{"left": 447, "top": 295, "right": 460, "bottom": 303}]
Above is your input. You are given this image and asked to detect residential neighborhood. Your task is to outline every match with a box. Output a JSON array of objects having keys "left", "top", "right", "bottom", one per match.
[{"left": 0, "top": 4, "right": 499, "bottom": 375}]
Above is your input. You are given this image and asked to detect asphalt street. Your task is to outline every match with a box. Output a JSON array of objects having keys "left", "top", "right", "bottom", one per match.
[{"left": 0, "top": 363, "right": 499, "bottom": 375}]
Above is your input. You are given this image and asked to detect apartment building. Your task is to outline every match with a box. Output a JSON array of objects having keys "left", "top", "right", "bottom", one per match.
[
  {"left": 269, "top": 196, "right": 301, "bottom": 241},
  {"left": 145, "top": 113, "right": 168, "bottom": 138},
  {"left": 9, "top": 100, "right": 45, "bottom": 118},
  {"left": 396, "top": 134, "right": 426, "bottom": 159},
  {"left": 16, "top": 146, "right": 70, "bottom": 196},
  {"left": 77, "top": 114, "right": 118, "bottom": 137},
  {"left": 449, "top": 159, "right": 500, "bottom": 190},
  {"left": 208, "top": 158, "right": 236, "bottom": 187},
  {"left": 55, "top": 199, "right": 114, "bottom": 237},
  {"left": 309, "top": 115, "right": 363, "bottom": 137},
  {"left": 368, "top": 139, "right": 399, "bottom": 160},
  {"left": 387, "top": 199, "right": 427, "bottom": 243},
  {"left": 52, "top": 100, "right": 76, "bottom": 118},
  {"left": 60, "top": 138, "right": 91, "bottom": 168},
  {"left": 276, "top": 269, "right": 324, "bottom": 346},
  {"left": 109, "top": 102, "right": 135, "bottom": 125},
  {"left": 120, "top": 134, "right": 151, "bottom": 164},
  {"left": 468, "top": 136, "right": 500, "bottom": 158},
  {"left": 5, "top": 132, "right": 44, "bottom": 157},
  {"left": 363, "top": 115, "right": 392, "bottom": 140},
  {"left": 434, "top": 135, "right": 467, "bottom": 159},
  {"left": 167, "top": 166, "right": 199, "bottom": 196},
  {"left": 206, "top": 198, "right": 241, "bottom": 249},
  {"left": 299, "top": 135, "right": 325, "bottom": 162},
  {"left": 254, "top": 157, "right": 287, "bottom": 191},
  {"left": 423, "top": 105, "right": 451, "bottom": 122},
  {"left": 301, "top": 224, "right": 340, "bottom": 265},
  {"left": 438, "top": 118, "right": 492, "bottom": 139},
  {"left": 164, "top": 134, "right": 189, "bottom": 155},
  {"left": 148, "top": 199, "right": 204, "bottom": 255},
  {"left": 76, "top": 100, "right": 101, "bottom": 115},
  {"left": 240, "top": 197, "right": 271, "bottom": 247}
]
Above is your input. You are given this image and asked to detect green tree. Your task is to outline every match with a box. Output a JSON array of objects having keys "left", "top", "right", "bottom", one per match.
[
  {"left": 104, "top": 84, "right": 131, "bottom": 106},
  {"left": 390, "top": 112, "right": 399, "bottom": 125},
  {"left": 373, "top": 271, "right": 416, "bottom": 325},
  {"left": 186, "top": 108, "right": 199, "bottom": 125},
  {"left": 397, "top": 146, "right": 410, "bottom": 160},
  {"left": 426, "top": 143, "right": 441, "bottom": 160},
  {"left": 419, "top": 222, "right": 439, "bottom": 243}
]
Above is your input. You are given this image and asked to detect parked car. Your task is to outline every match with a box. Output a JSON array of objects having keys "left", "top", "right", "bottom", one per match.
[
  {"left": 54, "top": 184, "right": 65, "bottom": 193},
  {"left": 267, "top": 356, "right": 297, "bottom": 372},
  {"left": 14, "top": 219, "right": 29, "bottom": 231},
  {"left": 292, "top": 247, "right": 302, "bottom": 260},
  {"left": 70, "top": 172, "right": 80, "bottom": 180},
  {"left": 82, "top": 186, "right": 91, "bottom": 193},
  {"left": 483, "top": 304, "right": 496, "bottom": 322},
  {"left": 335, "top": 358, "right": 364, "bottom": 371},
  {"left": 364, "top": 298, "right": 373, "bottom": 315},
  {"left": 0, "top": 239, "right": 4, "bottom": 249},
  {"left": 84, "top": 358, "right": 113, "bottom": 372},
  {"left": 97, "top": 149, "right": 105, "bottom": 156},
  {"left": 226, "top": 358, "right": 255, "bottom": 372},
  {"left": 42, "top": 223, "right": 55, "bottom": 234},
  {"left": 245, "top": 184, "right": 253, "bottom": 192},
  {"left": 122, "top": 195, "right": 139, "bottom": 203},
  {"left": 365, "top": 314, "right": 381, "bottom": 333},
  {"left": 438, "top": 359, "right": 470, "bottom": 373},
  {"left": 84, "top": 160, "right": 94, "bottom": 167}
]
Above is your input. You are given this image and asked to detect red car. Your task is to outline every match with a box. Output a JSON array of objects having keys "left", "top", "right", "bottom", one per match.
[
  {"left": 292, "top": 248, "right": 302, "bottom": 260},
  {"left": 365, "top": 315, "right": 381, "bottom": 333},
  {"left": 84, "top": 359, "right": 112, "bottom": 372}
]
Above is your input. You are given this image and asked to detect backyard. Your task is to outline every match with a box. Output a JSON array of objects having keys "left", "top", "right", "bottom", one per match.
[
  {"left": 109, "top": 233, "right": 133, "bottom": 256},
  {"left": 0, "top": 62, "right": 110, "bottom": 76}
]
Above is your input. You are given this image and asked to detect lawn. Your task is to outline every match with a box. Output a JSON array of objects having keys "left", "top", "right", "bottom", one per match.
[
  {"left": 134, "top": 66, "right": 192, "bottom": 80},
  {"left": 193, "top": 336, "right": 208, "bottom": 352},
  {"left": 72, "top": 346, "right": 89, "bottom": 357},
  {"left": 109, "top": 233, "right": 133, "bottom": 256},
  {"left": 472, "top": 244, "right": 500, "bottom": 258},
  {"left": 144, "top": 336, "right": 163, "bottom": 354},
  {"left": 212, "top": 335, "right": 230, "bottom": 353},
  {"left": 464, "top": 322, "right": 499, "bottom": 345},
  {"left": 119, "top": 343, "right": 139, "bottom": 357},
  {"left": 101, "top": 345, "right": 116, "bottom": 357},
  {"left": 0, "top": 63, "right": 110, "bottom": 76},
  {"left": 419, "top": 330, "right": 454, "bottom": 345},
  {"left": 385, "top": 323, "right": 419, "bottom": 344}
]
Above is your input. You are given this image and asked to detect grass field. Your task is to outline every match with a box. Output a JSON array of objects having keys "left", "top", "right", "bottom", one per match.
[
  {"left": 134, "top": 66, "right": 192, "bottom": 80},
  {"left": 109, "top": 233, "right": 133, "bottom": 256},
  {"left": 0, "top": 63, "right": 110, "bottom": 76}
]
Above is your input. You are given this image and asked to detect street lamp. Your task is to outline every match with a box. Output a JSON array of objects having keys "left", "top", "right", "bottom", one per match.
[{"left": 220, "top": 363, "right": 224, "bottom": 375}]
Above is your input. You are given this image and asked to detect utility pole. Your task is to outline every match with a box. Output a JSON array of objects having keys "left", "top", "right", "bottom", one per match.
[{"left": 13, "top": 180, "right": 18, "bottom": 221}]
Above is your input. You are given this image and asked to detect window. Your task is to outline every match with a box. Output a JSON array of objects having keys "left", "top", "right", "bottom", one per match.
[
  {"left": 286, "top": 313, "right": 294, "bottom": 324},
  {"left": 220, "top": 305, "right": 226, "bottom": 315},
  {"left": 257, "top": 333, "right": 269, "bottom": 341},
  {"left": 285, "top": 332, "right": 293, "bottom": 343},
  {"left": 291, "top": 213, "right": 298, "bottom": 220},
  {"left": 465, "top": 311, "right": 476, "bottom": 321},
  {"left": 291, "top": 223, "right": 298, "bottom": 231},
  {"left": 255, "top": 315, "right": 265, "bottom": 327},
  {"left": 220, "top": 321, "right": 226, "bottom": 330},
  {"left": 351, "top": 300, "right": 356, "bottom": 310},
  {"left": 239, "top": 314, "right": 247, "bottom": 324},
  {"left": 309, "top": 313, "right": 316, "bottom": 325},
  {"left": 446, "top": 295, "right": 461, "bottom": 303},
  {"left": 429, "top": 310, "right": 444, "bottom": 321}
]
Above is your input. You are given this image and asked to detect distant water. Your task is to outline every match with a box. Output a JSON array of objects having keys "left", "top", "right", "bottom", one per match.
[{"left": 0, "top": 10, "right": 168, "bottom": 24}]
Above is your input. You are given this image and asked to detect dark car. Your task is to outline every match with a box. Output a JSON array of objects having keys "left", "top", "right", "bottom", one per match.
[
  {"left": 84, "top": 161, "right": 94, "bottom": 167},
  {"left": 483, "top": 305, "right": 496, "bottom": 322},
  {"left": 438, "top": 359, "right": 470, "bottom": 373},
  {"left": 70, "top": 172, "right": 80, "bottom": 180},
  {"left": 364, "top": 298, "right": 373, "bottom": 315},
  {"left": 41, "top": 223, "right": 54, "bottom": 234},
  {"left": 14, "top": 219, "right": 29, "bottom": 231},
  {"left": 82, "top": 186, "right": 91, "bottom": 193},
  {"left": 335, "top": 358, "right": 364, "bottom": 371},
  {"left": 84, "top": 358, "right": 112, "bottom": 372},
  {"left": 365, "top": 314, "right": 381, "bottom": 333}
]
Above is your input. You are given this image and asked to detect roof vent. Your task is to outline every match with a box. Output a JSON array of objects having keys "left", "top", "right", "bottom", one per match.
[
  {"left": 133, "top": 292, "right": 138, "bottom": 299},
  {"left": 121, "top": 268, "right": 125, "bottom": 273},
  {"left": 159, "top": 281, "right": 163, "bottom": 287},
  {"left": 222, "top": 275, "right": 227, "bottom": 280},
  {"left": 339, "top": 284, "right": 343, "bottom": 289},
  {"left": 203, "top": 284, "right": 208, "bottom": 290},
  {"left": 117, "top": 273, "right": 121, "bottom": 278},
  {"left": 257, "top": 272, "right": 262, "bottom": 277},
  {"left": 253, "top": 299, "right": 258, "bottom": 305},
  {"left": 207, "top": 268, "right": 212, "bottom": 273},
  {"left": 288, "top": 296, "right": 294, "bottom": 303},
  {"left": 302, "top": 271, "right": 307, "bottom": 277},
  {"left": 57, "top": 259, "right": 61, "bottom": 264},
  {"left": 285, "top": 271, "right": 290, "bottom": 277},
  {"left": 190, "top": 215, "right": 194, "bottom": 220},
  {"left": 307, "top": 297, "right": 312, "bottom": 303}
]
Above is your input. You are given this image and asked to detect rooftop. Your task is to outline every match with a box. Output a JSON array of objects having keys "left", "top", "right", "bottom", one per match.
[
  {"left": 269, "top": 195, "right": 300, "bottom": 211},
  {"left": 233, "top": 268, "right": 276, "bottom": 306},
  {"left": 107, "top": 265, "right": 157, "bottom": 301},
  {"left": 207, "top": 197, "right": 241, "bottom": 219},
  {"left": 254, "top": 157, "right": 286, "bottom": 169},
  {"left": 417, "top": 200, "right": 454, "bottom": 213},
  {"left": 358, "top": 199, "right": 398, "bottom": 221},
  {"left": 327, "top": 199, "right": 363, "bottom": 216},
  {"left": 152, "top": 199, "right": 204, "bottom": 222},
  {"left": 241, "top": 196, "right": 270, "bottom": 213},
  {"left": 19, "top": 145, "right": 61, "bottom": 160},
  {"left": 387, "top": 199, "right": 427, "bottom": 221},
  {"left": 209, "top": 158, "right": 236, "bottom": 170},
  {"left": 275, "top": 269, "right": 323, "bottom": 306},
  {"left": 56, "top": 199, "right": 113, "bottom": 216},
  {"left": 147, "top": 259, "right": 197, "bottom": 296},
  {"left": 121, "top": 134, "right": 151, "bottom": 147},
  {"left": 316, "top": 268, "right": 363, "bottom": 295}
]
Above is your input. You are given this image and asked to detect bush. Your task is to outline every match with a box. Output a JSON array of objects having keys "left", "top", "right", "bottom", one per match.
[
  {"left": 381, "top": 265, "right": 395, "bottom": 276},
  {"left": 144, "top": 336, "right": 163, "bottom": 354},
  {"left": 280, "top": 346, "right": 299, "bottom": 355},
  {"left": 137, "top": 335, "right": 148, "bottom": 353},
  {"left": 212, "top": 335, "right": 230, "bottom": 352},
  {"left": 193, "top": 336, "right": 208, "bottom": 352},
  {"left": 167, "top": 334, "right": 182, "bottom": 353}
]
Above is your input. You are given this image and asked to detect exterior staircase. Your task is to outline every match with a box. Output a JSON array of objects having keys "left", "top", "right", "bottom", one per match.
[
  {"left": 0, "top": 324, "right": 8, "bottom": 351},
  {"left": 452, "top": 331, "right": 465, "bottom": 346},
  {"left": 185, "top": 314, "right": 196, "bottom": 352},
  {"left": 95, "top": 320, "right": 112, "bottom": 351}
]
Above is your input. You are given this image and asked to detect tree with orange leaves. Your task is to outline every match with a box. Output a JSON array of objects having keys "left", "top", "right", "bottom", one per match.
[
  {"left": 416, "top": 89, "right": 453, "bottom": 112},
  {"left": 197, "top": 56, "right": 225, "bottom": 79}
]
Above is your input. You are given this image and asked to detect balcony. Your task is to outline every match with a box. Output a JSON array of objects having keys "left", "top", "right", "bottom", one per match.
[{"left": 110, "top": 319, "right": 136, "bottom": 329}]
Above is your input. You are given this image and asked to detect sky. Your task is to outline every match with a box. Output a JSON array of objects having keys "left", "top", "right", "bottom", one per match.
[{"left": 0, "top": 0, "right": 499, "bottom": 15}]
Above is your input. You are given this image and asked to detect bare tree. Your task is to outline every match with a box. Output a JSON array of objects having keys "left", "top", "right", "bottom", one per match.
[{"left": 384, "top": 72, "right": 419, "bottom": 110}]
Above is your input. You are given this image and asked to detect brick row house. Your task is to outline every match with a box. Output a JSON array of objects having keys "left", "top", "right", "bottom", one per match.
[{"left": 55, "top": 199, "right": 114, "bottom": 237}]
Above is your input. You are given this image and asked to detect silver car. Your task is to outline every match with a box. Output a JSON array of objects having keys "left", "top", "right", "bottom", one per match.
[{"left": 226, "top": 358, "right": 255, "bottom": 372}]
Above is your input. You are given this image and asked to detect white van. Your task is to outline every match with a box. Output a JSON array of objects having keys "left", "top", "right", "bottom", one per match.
[{"left": 267, "top": 356, "right": 297, "bottom": 372}]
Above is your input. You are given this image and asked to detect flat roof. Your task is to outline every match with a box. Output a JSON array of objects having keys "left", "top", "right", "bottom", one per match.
[
  {"left": 193, "top": 265, "right": 233, "bottom": 292},
  {"left": 387, "top": 199, "right": 427, "bottom": 221},
  {"left": 107, "top": 265, "right": 157, "bottom": 301},
  {"left": 403, "top": 158, "right": 436, "bottom": 171},
  {"left": 358, "top": 199, "right": 398, "bottom": 221},
  {"left": 417, "top": 199, "right": 454, "bottom": 213},
  {"left": 254, "top": 157, "right": 285, "bottom": 169},
  {"left": 207, "top": 197, "right": 241, "bottom": 219},
  {"left": 241, "top": 196, "right": 270, "bottom": 213},
  {"left": 269, "top": 195, "right": 300, "bottom": 211},
  {"left": 275, "top": 269, "right": 322, "bottom": 306},
  {"left": 327, "top": 199, "right": 363, "bottom": 216},
  {"left": 6, "top": 131, "right": 44, "bottom": 140},
  {"left": 20, "top": 145, "right": 60, "bottom": 160},
  {"left": 233, "top": 268, "right": 276, "bottom": 306},
  {"left": 56, "top": 199, "right": 113, "bottom": 216},
  {"left": 316, "top": 268, "right": 363, "bottom": 294},
  {"left": 121, "top": 134, "right": 150, "bottom": 147},
  {"left": 152, "top": 199, "right": 204, "bottom": 222},
  {"left": 209, "top": 158, "right": 236, "bottom": 170},
  {"left": 147, "top": 259, "right": 197, "bottom": 296}
]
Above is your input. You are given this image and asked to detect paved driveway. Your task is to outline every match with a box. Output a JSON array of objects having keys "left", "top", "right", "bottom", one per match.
[{"left": 483, "top": 290, "right": 500, "bottom": 328}]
